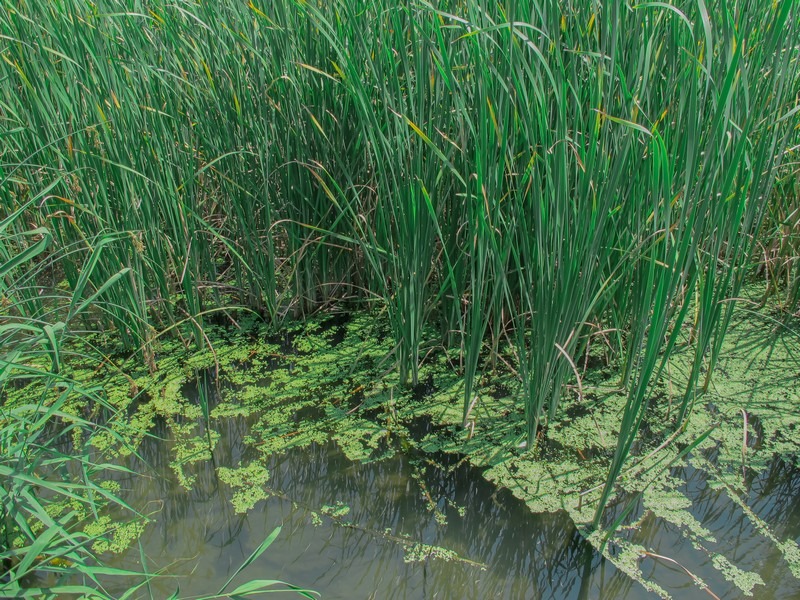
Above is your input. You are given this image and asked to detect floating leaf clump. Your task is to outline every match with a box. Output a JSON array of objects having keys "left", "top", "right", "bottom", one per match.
[{"left": 218, "top": 462, "right": 271, "bottom": 514}]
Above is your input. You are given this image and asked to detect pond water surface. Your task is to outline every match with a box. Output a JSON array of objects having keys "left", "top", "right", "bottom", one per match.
[{"left": 97, "top": 398, "right": 800, "bottom": 600}]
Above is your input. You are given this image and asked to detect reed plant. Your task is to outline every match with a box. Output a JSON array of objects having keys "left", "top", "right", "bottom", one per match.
[
  {"left": 0, "top": 178, "right": 144, "bottom": 596},
  {"left": 0, "top": 175, "right": 313, "bottom": 596},
  {"left": 2, "top": 0, "right": 798, "bottom": 532},
  {"left": 760, "top": 145, "right": 800, "bottom": 313}
]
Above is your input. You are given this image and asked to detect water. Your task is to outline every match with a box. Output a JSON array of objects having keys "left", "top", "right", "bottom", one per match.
[
  {"left": 97, "top": 411, "right": 629, "bottom": 599},
  {"left": 93, "top": 404, "right": 800, "bottom": 600}
]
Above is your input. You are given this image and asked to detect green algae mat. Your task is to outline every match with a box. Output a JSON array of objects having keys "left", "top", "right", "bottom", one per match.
[{"left": 16, "top": 305, "right": 800, "bottom": 599}]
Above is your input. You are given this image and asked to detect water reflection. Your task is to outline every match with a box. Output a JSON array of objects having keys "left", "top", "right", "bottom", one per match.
[
  {"left": 613, "top": 459, "right": 800, "bottom": 600},
  {"left": 95, "top": 373, "right": 800, "bottom": 600},
  {"left": 102, "top": 408, "right": 648, "bottom": 600}
]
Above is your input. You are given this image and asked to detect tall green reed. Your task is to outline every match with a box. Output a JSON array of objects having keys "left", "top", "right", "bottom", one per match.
[
  {"left": 0, "top": 174, "right": 314, "bottom": 598},
  {"left": 592, "top": 0, "right": 800, "bottom": 526},
  {"left": 2, "top": 0, "right": 798, "bottom": 534}
]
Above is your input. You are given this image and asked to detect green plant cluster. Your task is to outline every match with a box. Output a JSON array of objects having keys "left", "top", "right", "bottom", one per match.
[
  {"left": 101, "top": 304, "right": 800, "bottom": 598},
  {"left": 0, "top": 157, "right": 312, "bottom": 598},
  {"left": 2, "top": 0, "right": 800, "bottom": 592},
  {"left": 0, "top": 186, "right": 149, "bottom": 597}
]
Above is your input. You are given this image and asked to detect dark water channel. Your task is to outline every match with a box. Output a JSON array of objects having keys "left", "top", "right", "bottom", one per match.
[{"left": 100, "top": 398, "right": 800, "bottom": 599}]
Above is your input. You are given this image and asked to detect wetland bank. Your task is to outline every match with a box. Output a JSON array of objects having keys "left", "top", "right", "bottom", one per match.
[{"left": 2, "top": 0, "right": 800, "bottom": 598}]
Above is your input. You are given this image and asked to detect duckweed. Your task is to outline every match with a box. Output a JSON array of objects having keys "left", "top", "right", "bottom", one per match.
[{"left": 12, "top": 302, "right": 799, "bottom": 597}]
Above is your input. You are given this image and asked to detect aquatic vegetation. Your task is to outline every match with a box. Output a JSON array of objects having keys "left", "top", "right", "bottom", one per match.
[
  {"left": 83, "top": 517, "right": 147, "bottom": 556},
  {"left": 4, "top": 276, "right": 797, "bottom": 596},
  {"left": 0, "top": 189, "right": 149, "bottom": 597},
  {"left": 59, "top": 303, "right": 791, "bottom": 597},
  {"left": 320, "top": 502, "right": 351, "bottom": 520},
  {"left": 217, "top": 462, "right": 271, "bottom": 514},
  {"left": 0, "top": 178, "right": 312, "bottom": 597},
  {"left": 403, "top": 543, "right": 459, "bottom": 565},
  {"left": 710, "top": 554, "right": 764, "bottom": 597},
  {"left": 2, "top": 0, "right": 798, "bottom": 456},
  {"left": 2, "top": 0, "right": 800, "bottom": 597}
]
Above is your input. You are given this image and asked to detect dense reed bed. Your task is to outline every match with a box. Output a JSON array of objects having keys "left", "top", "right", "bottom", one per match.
[
  {"left": 0, "top": 186, "right": 316, "bottom": 596},
  {"left": 2, "top": 0, "right": 799, "bottom": 547}
]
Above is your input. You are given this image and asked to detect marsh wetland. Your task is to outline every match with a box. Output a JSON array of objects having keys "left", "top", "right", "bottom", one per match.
[
  {"left": 18, "top": 307, "right": 800, "bottom": 599},
  {"left": 2, "top": 1, "right": 800, "bottom": 598}
]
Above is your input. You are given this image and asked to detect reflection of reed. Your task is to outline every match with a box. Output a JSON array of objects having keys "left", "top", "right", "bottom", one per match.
[
  {"left": 608, "top": 456, "right": 800, "bottom": 600},
  {"left": 100, "top": 370, "right": 762, "bottom": 599},
  {"left": 110, "top": 428, "right": 631, "bottom": 598},
  {"left": 750, "top": 458, "right": 800, "bottom": 534},
  {"left": 265, "top": 440, "right": 632, "bottom": 599}
]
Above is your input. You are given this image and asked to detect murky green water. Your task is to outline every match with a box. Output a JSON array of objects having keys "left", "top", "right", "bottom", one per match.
[
  {"left": 104, "top": 416, "right": 613, "bottom": 598},
  {"left": 97, "top": 402, "right": 800, "bottom": 600}
]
